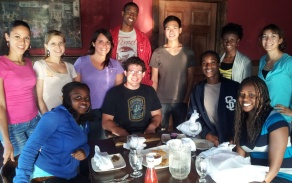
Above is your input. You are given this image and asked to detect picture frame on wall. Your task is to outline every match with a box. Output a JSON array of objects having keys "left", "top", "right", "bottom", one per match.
[{"left": 0, "top": 0, "right": 82, "bottom": 48}]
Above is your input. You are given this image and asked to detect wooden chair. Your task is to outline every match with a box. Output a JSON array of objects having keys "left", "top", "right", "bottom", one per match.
[{"left": 0, "top": 155, "right": 19, "bottom": 183}]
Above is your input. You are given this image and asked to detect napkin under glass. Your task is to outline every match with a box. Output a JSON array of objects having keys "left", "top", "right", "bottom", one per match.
[
  {"left": 177, "top": 110, "right": 202, "bottom": 137},
  {"left": 93, "top": 145, "right": 114, "bottom": 170},
  {"left": 123, "top": 136, "right": 146, "bottom": 150}
]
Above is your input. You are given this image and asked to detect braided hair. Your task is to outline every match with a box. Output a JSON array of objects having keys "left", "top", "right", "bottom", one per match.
[{"left": 234, "top": 76, "right": 272, "bottom": 145}]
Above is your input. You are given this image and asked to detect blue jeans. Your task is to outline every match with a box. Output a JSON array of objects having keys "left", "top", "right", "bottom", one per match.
[
  {"left": 161, "top": 103, "right": 188, "bottom": 129},
  {"left": 1, "top": 115, "right": 40, "bottom": 156}
]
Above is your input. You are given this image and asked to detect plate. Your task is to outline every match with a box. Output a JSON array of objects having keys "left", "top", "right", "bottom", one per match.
[
  {"left": 141, "top": 145, "right": 169, "bottom": 169},
  {"left": 91, "top": 153, "right": 126, "bottom": 172},
  {"left": 161, "top": 134, "right": 186, "bottom": 143},
  {"left": 192, "top": 138, "right": 214, "bottom": 150}
]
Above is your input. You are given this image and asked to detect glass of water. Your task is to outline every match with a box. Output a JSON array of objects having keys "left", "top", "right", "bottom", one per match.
[
  {"left": 195, "top": 155, "right": 209, "bottom": 183},
  {"left": 129, "top": 149, "right": 143, "bottom": 178}
]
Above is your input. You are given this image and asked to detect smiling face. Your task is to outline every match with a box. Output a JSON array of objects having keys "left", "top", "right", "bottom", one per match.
[
  {"left": 5, "top": 25, "right": 30, "bottom": 56},
  {"left": 124, "top": 64, "right": 145, "bottom": 90},
  {"left": 122, "top": 5, "right": 138, "bottom": 27},
  {"left": 164, "top": 20, "right": 182, "bottom": 41},
  {"left": 261, "top": 29, "right": 283, "bottom": 52},
  {"left": 201, "top": 53, "right": 220, "bottom": 81},
  {"left": 45, "top": 35, "right": 65, "bottom": 57},
  {"left": 222, "top": 33, "right": 240, "bottom": 53},
  {"left": 92, "top": 33, "right": 111, "bottom": 57},
  {"left": 70, "top": 87, "right": 90, "bottom": 117},
  {"left": 238, "top": 83, "right": 257, "bottom": 114}
]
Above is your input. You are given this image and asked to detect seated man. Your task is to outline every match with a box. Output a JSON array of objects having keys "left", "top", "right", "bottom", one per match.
[
  {"left": 188, "top": 50, "right": 239, "bottom": 146},
  {"left": 102, "top": 57, "right": 162, "bottom": 136}
]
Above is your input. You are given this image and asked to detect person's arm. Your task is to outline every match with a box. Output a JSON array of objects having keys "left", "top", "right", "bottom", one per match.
[
  {"left": 102, "top": 113, "right": 129, "bottom": 137},
  {"left": 264, "top": 127, "right": 288, "bottom": 183},
  {"left": 151, "top": 67, "right": 159, "bottom": 91},
  {"left": 183, "top": 67, "right": 195, "bottom": 103},
  {"left": 0, "top": 79, "right": 15, "bottom": 164},
  {"left": 236, "top": 142, "right": 247, "bottom": 157},
  {"left": 144, "top": 109, "right": 162, "bottom": 134},
  {"left": 74, "top": 73, "right": 81, "bottom": 82},
  {"left": 275, "top": 104, "right": 292, "bottom": 116},
  {"left": 206, "top": 133, "right": 219, "bottom": 146},
  {"left": 115, "top": 73, "right": 124, "bottom": 86},
  {"left": 35, "top": 79, "right": 48, "bottom": 114}
]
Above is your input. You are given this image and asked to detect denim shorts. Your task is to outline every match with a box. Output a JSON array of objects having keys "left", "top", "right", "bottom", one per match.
[{"left": 1, "top": 115, "right": 40, "bottom": 156}]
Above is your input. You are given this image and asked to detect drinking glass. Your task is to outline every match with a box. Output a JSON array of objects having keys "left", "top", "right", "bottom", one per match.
[
  {"left": 195, "top": 155, "right": 209, "bottom": 183},
  {"left": 129, "top": 149, "right": 143, "bottom": 178}
]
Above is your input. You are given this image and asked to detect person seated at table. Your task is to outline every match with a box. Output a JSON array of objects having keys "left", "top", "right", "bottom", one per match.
[
  {"left": 102, "top": 57, "right": 162, "bottom": 137},
  {"left": 188, "top": 50, "right": 239, "bottom": 146},
  {"left": 14, "top": 82, "right": 91, "bottom": 183},
  {"left": 234, "top": 76, "right": 292, "bottom": 183}
]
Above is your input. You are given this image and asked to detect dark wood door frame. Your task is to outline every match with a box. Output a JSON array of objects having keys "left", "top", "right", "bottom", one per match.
[{"left": 151, "top": 0, "right": 227, "bottom": 51}]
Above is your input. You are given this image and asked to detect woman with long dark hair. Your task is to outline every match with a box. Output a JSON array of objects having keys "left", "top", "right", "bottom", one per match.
[
  {"left": 0, "top": 20, "right": 40, "bottom": 164},
  {"left": 235, "top": 76, "right": 292, "bottom": 183},
  {"left": 74, "top": 29, "right": 124, "bottom": 140}
]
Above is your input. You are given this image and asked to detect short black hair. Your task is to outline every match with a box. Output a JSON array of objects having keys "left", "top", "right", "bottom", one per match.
[
  {"left": 221, "top": 23, "right": 243, "bottom": 40},
  {"left": 163, "top": 15, "right": 181, "bottom": 29},
  {"left": 123, "top": 56, "right": 146, "bottom": 72},
  {"left": 123, "top": 2, "right": 139, "bottom": 12},
  {"left": 199, "top": 50, "right": 220, "bottom": 65}
]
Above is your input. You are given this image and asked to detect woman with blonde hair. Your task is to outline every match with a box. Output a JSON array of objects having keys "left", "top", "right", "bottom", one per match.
[{"left": 34, "top": 30, "right": 77, "bottom": 114}]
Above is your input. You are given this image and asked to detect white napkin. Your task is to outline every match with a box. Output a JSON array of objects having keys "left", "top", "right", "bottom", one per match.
[
  {"left": 176, "top": 110, "right": 202, "bottom": 137},
  {"left": 123, "top": 136, "right": 146, "bottom": 150},
  {"left": 200, "top": 142, "right": 235, "bottom": 158},
  {"left": 166, "top": 138, "right": 196, "bottom": 151},
  {"left": 198, "top": 142, "right": 267, "bottom": 183},
  {"left": 93, "top": 146, "right": 114, "bottom": 170}
]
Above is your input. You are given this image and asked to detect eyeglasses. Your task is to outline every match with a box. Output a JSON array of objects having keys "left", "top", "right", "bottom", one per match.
[{"left": 128, "top": 70, "right": 143, "bottom": 75}]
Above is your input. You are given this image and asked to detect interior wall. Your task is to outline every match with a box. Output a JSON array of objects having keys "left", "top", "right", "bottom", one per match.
[{"left": 226, "top": 0, "right": 292, "bottom": 60}]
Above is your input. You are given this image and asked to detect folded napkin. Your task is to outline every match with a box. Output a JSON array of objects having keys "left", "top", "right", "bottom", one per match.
[
  {"left": 177, "top": 110, "right": 202, "bottom": 137},
  {"left": 166, "top": 138, "right": 196, "bottom": 151},
  {"left": 123, "top": 136, "right": 146, "bottom": 150},
  {"left": 93, "top": 146, "right": 114, "bottom": 170}
]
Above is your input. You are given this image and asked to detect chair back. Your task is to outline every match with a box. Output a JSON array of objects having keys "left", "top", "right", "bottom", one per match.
[{"left": 0, "top": 155, "right": 19, "bottom": 183}]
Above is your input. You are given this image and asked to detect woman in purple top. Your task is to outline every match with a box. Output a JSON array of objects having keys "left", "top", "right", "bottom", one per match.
[{"left": 74, "top": 29, "right": 124, "bottom": 140}]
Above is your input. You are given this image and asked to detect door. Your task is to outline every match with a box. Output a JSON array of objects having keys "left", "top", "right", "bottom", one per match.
[{"left": 152, "top": 0, "right": 226, "bottom": 84}]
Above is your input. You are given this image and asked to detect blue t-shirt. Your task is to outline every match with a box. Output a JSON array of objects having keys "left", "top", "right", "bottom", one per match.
[{"left": 240, "top": 110, "right": 292, "bottom": 181}]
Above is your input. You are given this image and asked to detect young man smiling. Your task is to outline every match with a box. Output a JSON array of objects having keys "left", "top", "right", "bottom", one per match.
[
  {"left": 102, "top": 57, "right": 162, "bottom": 137},
  {"left": 110, "top": 2, "right": 152, "bottom": 86},
  {"left": 188, "top": 50, "right": 239, "bottom": 146}
]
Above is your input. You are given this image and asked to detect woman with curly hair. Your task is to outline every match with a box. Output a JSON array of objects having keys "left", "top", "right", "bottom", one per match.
[
  {"left": 234, "top": 76, "right": 292, "bottom": 183},
  {"left": 220, "top": 23, "right": 252, "bottom": 83},
  {"left": 258, "top": 24, "right": 292, "bottom": 124}
]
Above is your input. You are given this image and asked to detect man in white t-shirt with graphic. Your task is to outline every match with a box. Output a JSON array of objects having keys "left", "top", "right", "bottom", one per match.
[{"left": 110, "top": 2, "right": 152, "bottom": 86}]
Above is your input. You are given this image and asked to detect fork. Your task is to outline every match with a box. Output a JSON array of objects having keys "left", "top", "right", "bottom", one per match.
[{"left": 102, "top": 174, "right": 129, "bottom": 183}]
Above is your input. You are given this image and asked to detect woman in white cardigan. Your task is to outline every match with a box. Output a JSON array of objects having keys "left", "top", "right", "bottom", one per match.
[{"left": 220, "top": 23, "right": 252, "bottom": 83}]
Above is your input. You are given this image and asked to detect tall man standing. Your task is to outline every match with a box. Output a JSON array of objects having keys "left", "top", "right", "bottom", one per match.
[{"left": 110, "top": 2, "right": 152, "bottom": 86}]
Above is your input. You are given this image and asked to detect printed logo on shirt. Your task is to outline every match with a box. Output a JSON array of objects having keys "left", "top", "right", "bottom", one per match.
[
  {"left": 117, "top": 30, "right": 137, "bottom": 63},
  {"left": 128, "top": 96, "right": 145, "bottom": 121},
  {"left": 225, "top": 96, "right": 236, "bottom": 111}
]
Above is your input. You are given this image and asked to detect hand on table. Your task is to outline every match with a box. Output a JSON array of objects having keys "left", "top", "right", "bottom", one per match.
[
  {"left": 144, "top": 124, "right": 156, "bottom": 134},
  {"left": 206, "top": 133, "right": 219, "bottom": 146},
  {"left": 71, "top": 149, "right": 86, "bottom": 161},
  {"left": 3, "top": 143, "right": 15, "bottom": 164},
  {"left": 275, "top": 104, "right": 292, "bottom": 116}
]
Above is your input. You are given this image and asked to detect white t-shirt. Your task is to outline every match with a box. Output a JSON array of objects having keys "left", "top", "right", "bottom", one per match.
[
  {"left": 33, "top": 60, "right": 77, "bottom": 111},
  {"left": 204, "top": 83, "right": 221, "bottom": 126},
  {"left": 116, "top": 29, "right": 137, "bottom": 63}
]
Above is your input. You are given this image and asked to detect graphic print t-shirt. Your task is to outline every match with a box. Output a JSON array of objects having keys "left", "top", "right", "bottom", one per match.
[{"left": 117, "top": 29, "right": 137, "bottom": 63}]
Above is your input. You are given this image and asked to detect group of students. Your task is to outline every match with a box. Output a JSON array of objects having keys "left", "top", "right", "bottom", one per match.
[{"left": 0, "top": 1, "right": 291, "bottom": 183}]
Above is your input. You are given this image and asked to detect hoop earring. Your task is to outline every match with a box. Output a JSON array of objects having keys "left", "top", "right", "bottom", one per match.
[
  {"left": 28, "top": 45, "right": 31, "bottom": 50},
  {"left": 85, "top": 108, "right": 91, "bottom": 114},
  {"left": 47, "top": 50, "right": 50, "bottom": 57}
]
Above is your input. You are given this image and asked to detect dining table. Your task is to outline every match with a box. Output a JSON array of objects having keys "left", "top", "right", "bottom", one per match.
[{"left": 88, "top": 133, "right": 216, "bottom": 183}]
